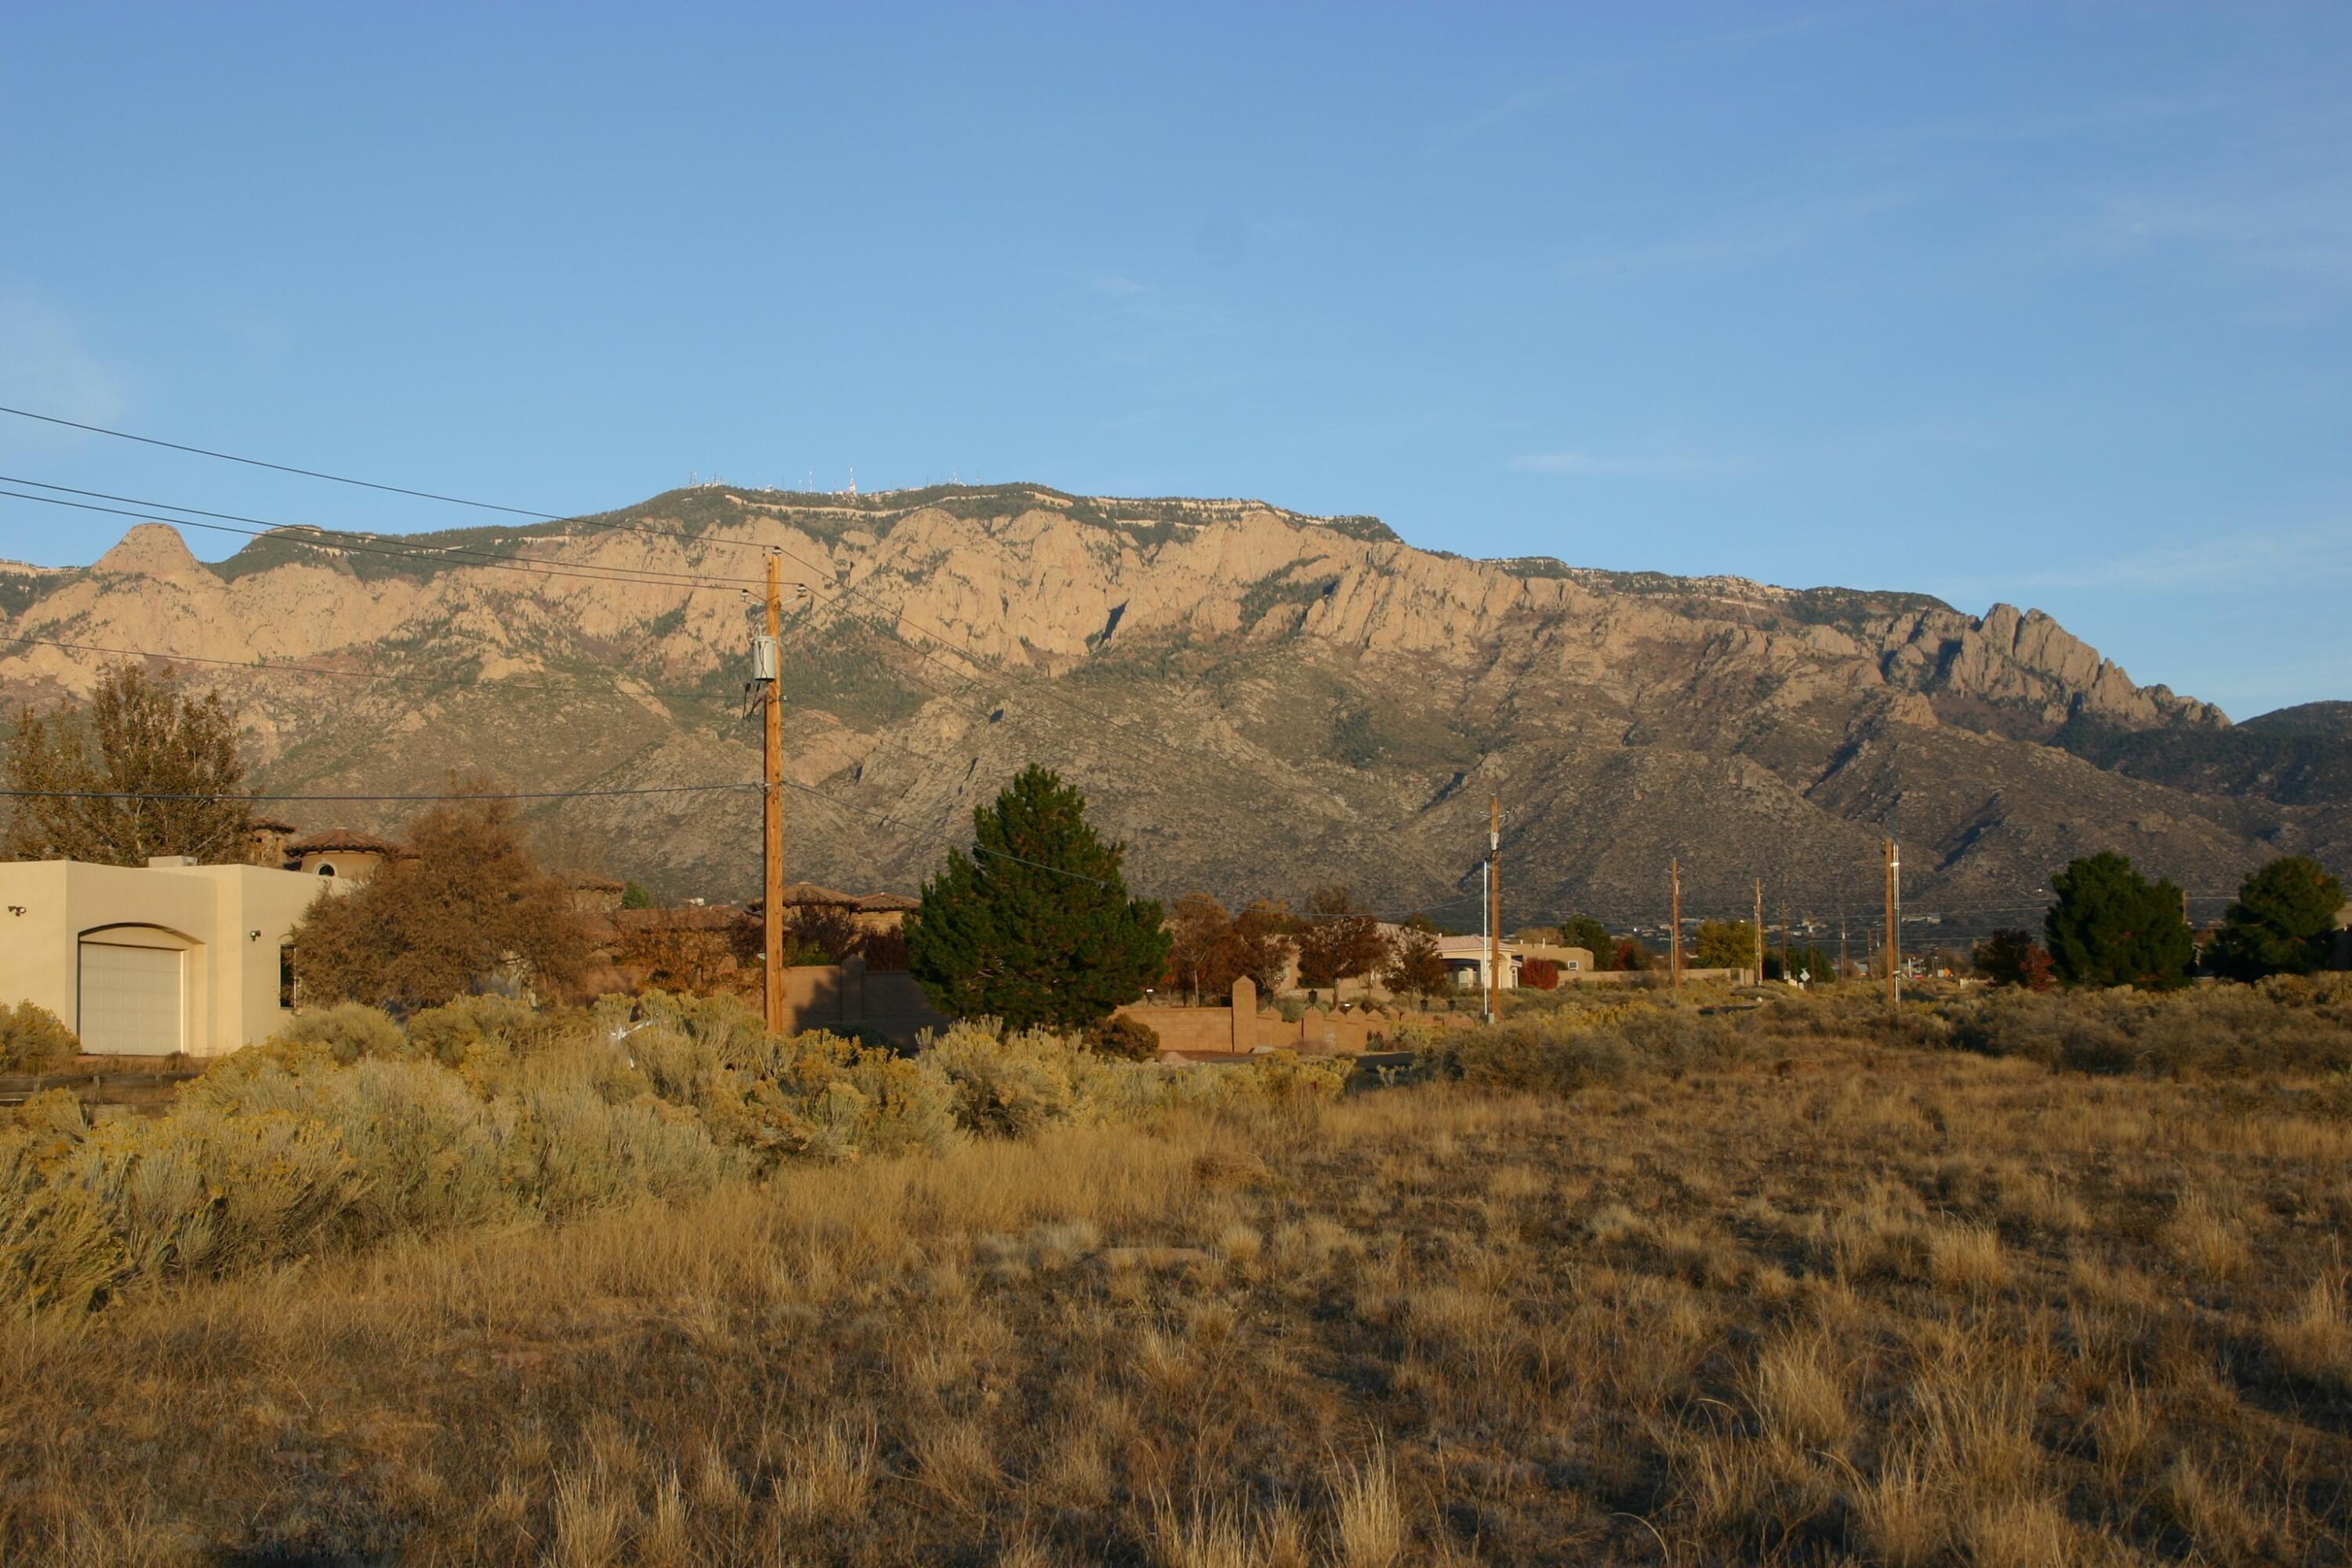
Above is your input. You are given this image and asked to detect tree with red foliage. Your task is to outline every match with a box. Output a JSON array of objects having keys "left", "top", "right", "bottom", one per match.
[
  {"left": 1166, "top": 894, "right": 1292, "bottom": 1000},
  {"left": 1973, "top": 928, "right": 2056, "bottom": 991},
  {"left": 1613, "top": 935, "right": 1656, "bottom": 971}
]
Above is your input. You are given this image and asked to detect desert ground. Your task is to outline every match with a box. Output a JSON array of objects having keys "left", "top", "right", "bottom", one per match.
[{"left": 5, "top": 984, "right": 2351, "bottom": 1566}]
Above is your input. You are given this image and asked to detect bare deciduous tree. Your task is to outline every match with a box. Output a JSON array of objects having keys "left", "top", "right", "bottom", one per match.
[
  {"left": 3, "top": 662, "right": 252, "bottom": 865},
  {"left": 1292, "top": 884, "right": 1389, "bottom": 991}
]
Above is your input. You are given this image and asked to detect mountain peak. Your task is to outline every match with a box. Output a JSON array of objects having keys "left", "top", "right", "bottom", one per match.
[{"left": 93, "top": 523, "right": 205, "bottom": 579}]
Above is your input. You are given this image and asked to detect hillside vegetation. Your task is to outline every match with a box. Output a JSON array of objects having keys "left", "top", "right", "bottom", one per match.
[{"left": 6, "top": 982, "right": 2352, "bottom": 1563}]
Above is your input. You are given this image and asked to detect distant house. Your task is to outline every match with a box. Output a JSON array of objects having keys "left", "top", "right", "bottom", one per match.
[
  {"left": 563, "top": 873, "right": 625, "bottom": 914},
  {"left": 0, "top": 856, "right": 347, "bottom": 1056},
  {"left": 745, "top": 884, "right": 922, "bottom": 936},
  {"left": 1436, "top": 937, "right": 1595, "bottom": 993},
  {"left": 2334, "top": 901, "right": 2351, "bottom": 971},
  {"left": 286, "top": 829, "right": 401, "bottom": 883},
  {"left": 768, "top": 880, "right": 859, "bottom": 914}
]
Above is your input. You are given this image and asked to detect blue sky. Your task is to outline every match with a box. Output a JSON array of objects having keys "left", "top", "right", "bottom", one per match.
[{"left": 2, "top": 2, "right": 2346, "bottom": 717}]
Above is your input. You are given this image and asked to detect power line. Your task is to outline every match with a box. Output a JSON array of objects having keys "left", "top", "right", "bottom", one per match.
[
  {"left": 0, "top": 405, "right": 561, "bottom": 520},
  {"left": 969, "top": 841, "right": 1112, "bottom": 888},
  {"left": 0, "top": 392, "right": 1209, "bottom": 771},
  {"left": 0, "top": 473, "right": 1186, "bottom": 779}
]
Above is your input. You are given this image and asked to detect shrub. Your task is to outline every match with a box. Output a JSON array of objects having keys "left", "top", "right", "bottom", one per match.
[
  {"left": 1087, "top": 1014, "right": 1163, "bottom": 1061},
  {"left": 924, "top": 1022, "right": 1078, "bottom": 1139},
  {"left": 271, "top": 1003, "right": 405, "bottom": 1065},
  {"left": 329, "top": 1059, "right": 516, "bottom": 1238},
  {"left": 0, "top": 1127, "right": 127, "bottom": 1314},
  {"left": 1418, "top": 1000, "right": 1746, "bottom": 1094},
  {"left": 0, "top": 1002, "right": 78, "bottom": 1073},
  {"left": 67, "top": 1105, "right": 364, "bottom": 1283},
  {"left": 1429, "top": 1022, "right": 1633, "bottom": 1094},
  {"left": 408, "top": 994, "right": 569, "bottom": 1075},
  {"left": 710, "top": 1030, "right": 960, "bottom": 1164},
  {"left": 1219, "top": 1050, "right": 1348, "bottom": 1105},
  {"left": 514, "top": 1087, "right": 738, "bottom": 1219},
  {"left": 1944, "top": 982, "right": 2352, "bottom": 1078},
  {"left": 1617, "top": 1007, "right": 1744, "bottom": 1067}
]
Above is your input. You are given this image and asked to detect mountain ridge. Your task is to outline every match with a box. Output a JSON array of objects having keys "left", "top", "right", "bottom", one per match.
[{"left": 1, "top": 483, "right": 2337, "bottom": 933}]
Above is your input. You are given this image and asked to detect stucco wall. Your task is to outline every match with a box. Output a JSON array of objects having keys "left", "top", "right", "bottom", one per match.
[
  {"left": 777, "top": 958, "right": 951, "bottom": 1043},
  {"left": 0, "top": 860, "right": 336, "bottom": 1056}
]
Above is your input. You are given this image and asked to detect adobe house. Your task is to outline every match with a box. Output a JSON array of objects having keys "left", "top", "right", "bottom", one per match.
[
  {"left": 0, "top": 857, "right": 344, "bottom": 1056},
  {"left": 852, "top": 891, "right": 919, "bottom": 933},
  {"left": 287, "top": 829, "right": 401, "bottom": 883}
]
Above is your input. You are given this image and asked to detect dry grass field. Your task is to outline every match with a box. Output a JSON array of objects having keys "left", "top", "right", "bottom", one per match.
[{"left": 5, "top": 985, "right": 2352, "bottom": 1566}]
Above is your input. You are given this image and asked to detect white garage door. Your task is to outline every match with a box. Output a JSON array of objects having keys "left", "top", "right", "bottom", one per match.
[{"left": 78, "top": 941, "right": 184, "bottom": 1056}]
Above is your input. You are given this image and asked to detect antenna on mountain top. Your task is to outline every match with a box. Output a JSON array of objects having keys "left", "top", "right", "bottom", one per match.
[{"left": 848, "top": 466, "right": 857, "bottom": 499}]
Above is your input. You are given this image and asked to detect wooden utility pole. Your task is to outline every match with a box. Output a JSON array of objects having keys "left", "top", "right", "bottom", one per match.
[
  {"left": 762, "top": 555, "right": 786, "bottom": 1033},
  {"left": 1669, "top": 858, "right": 1682, "bottom": 993},
  {"left": 1753, "top": 878, "right": 1764, "bottom": 985},
  {"left": 1487, "top": 797, "right": 1502, "bottom": 1022},
  {"left": 1883, "top": 837, "right": 1900, "bottom": 1006}
]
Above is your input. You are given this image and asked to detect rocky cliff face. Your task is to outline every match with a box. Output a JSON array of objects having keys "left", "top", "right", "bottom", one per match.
[{"left": 0, "top": 485, "right": 2335, "bottom": 935}]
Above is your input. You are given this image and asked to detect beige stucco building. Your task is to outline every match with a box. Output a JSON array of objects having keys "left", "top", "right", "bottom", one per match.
[
  {"left": 1436, "top": 936, "right": 1598, "bottom": 992},
  {"left": 0, "top": 858, "right": 338, "bottom": 1057}
]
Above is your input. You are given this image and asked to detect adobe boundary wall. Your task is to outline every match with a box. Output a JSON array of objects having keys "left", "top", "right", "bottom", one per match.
[{"left": 1111, "top": 969, "right": 1752, "bottom": 1058}]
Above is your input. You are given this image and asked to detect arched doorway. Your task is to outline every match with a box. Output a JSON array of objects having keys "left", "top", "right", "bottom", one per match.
[{"left": 77, "top": 924, "right": 195, "bottom": 1056}]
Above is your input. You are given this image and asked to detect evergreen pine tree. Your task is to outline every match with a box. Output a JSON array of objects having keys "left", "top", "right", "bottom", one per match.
[
  {"left": 906, "top": 766, "right": 1171, "bottom": 1032},
  {"left": 2043, "top": 851, "right": 2193, "bottom": 989},
  {"left": 1563, "top": 915, "right": 1615, "bottom": 969},
  {"left": 2206, "top": 856, "right": 2343, "bottom": 981}
]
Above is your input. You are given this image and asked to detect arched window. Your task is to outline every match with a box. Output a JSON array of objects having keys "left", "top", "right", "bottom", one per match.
[{"left": 318, "top": 863, "right": 336, "bottom": 877}]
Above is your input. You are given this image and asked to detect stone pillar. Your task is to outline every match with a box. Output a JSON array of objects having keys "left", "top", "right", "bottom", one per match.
[{"left": 1230, "top": 976, "right": 1255, "bottom": 1054}]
